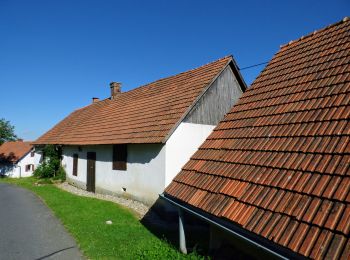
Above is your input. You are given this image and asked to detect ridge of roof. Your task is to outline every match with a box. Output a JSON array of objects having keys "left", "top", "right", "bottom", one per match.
[
  {"left": 74, "top": 55, "right": 234, "bottom": 111},
  {"left": 115, "top": 55, "right": 233, "bottom": 97},
  {"left": 280, "top": 17, "right": 349, "bottom": 49},
  {"left": 33, "top": 55, "right": 238, "bottom": 145}
]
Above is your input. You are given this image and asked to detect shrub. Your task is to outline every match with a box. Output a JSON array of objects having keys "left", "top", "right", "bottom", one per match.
[
  {"left": 53, "top": 166, "right": 66, "bottom": 181},
  {"left": 33, "top": 145, "right": 64, "bottom": 180},
  {"left": 33, "top": 162, "right": 54, "bottom": 178}
]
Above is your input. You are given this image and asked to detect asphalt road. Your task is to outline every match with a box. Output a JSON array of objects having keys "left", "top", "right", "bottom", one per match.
[{"left": 0, "top": 183, "right": 84, "bottom": 260}]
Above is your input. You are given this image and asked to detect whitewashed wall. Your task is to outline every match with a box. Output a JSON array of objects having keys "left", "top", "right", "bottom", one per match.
[
  {"left": 165, "top": 122, "right": 215, "bottom": 186},
  {"left": 0, "top": 151, "right": 42, "bottom": 178},
  {"left": 62, "top": 144, "right": 166, "bottom": 205}
]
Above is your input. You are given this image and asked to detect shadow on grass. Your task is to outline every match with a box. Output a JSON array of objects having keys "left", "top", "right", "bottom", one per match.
[
  {"left": 140, "top": 199, "right": 258, "bottom": 260},
  {"left": 140, "top": 198, "right": 211, "bottom": 257}
]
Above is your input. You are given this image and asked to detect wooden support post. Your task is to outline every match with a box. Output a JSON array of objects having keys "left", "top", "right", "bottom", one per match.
[{"left": 178, "top": 208, "right": 187, "bottom": 254}]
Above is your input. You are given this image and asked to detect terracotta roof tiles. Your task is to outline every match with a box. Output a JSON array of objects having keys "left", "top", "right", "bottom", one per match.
[
  {"left": 0, "top": 141, "right": 33, "bottom": 163},
  {"left": 34, "top": 56, "right": 240, "bottom": 145},
  {"left": 165, "top": 18, "right": 350, "bottom": 259}
]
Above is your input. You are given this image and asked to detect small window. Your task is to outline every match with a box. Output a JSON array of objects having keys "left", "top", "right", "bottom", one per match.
[
  {"left": 73, "top": 154, "right": 78, "bottom": 176},
  {"left": 113, "top": 144, "right": 127, "bottom": 170},
  {"left": 25, "top": 164, "right": 34, "bottom": 172},
  {"left": 31, "top": 151, "right": 35, "bottom": 157}
]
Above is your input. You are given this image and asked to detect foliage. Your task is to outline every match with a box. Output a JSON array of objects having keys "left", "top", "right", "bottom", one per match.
[
  {"left": 33, "top": 163, "right": 55, "bottom": 178},
  {"left": 52, "top": 166, "right": 66, "bottom": 181},
  {"left": 0, "top": 118, "right": 17, "bottom": 145},
  {"left": 33, "top": 145, "right": 65, "bottom": 179},
  {"left": 0, "top": 177, "right": 205, "bottom": 259}
]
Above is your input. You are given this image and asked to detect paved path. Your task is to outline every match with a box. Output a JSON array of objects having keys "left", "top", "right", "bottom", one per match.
[{"left": 0, "top": 183, "right": 84, "bottom": 260}]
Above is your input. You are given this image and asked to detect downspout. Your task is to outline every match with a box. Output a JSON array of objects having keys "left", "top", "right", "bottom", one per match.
[{"left": 159, "top": 194, "right": 288, "bottom": 260}]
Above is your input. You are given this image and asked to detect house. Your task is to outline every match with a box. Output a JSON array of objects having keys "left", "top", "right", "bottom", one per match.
[
  {"left": 163, "top": 18, "right": 350, "bottom": 259},
  {"left": 0, "top": 140, "right": 42, "bottom": 178},
  {"left": 33, "top": 56, "right": 246, "bottom": 205}
]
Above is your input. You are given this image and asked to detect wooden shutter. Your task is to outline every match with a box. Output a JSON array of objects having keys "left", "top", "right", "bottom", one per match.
[
  {"left": 73, "top": 154, "right": 78, "bottom": 176},
  {"left": 113, "top": 144, "right": 127, "bottom": 170}
]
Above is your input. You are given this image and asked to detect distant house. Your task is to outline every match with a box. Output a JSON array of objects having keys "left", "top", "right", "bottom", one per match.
[
  {"left": 0, "top": 140, "right": 42, "bottom": 178},
  {"left": 33, "top": 56, "right": 246, "bottom": 205},
  {"left": 163, "top": 18, "right": 350, "bottom": 259}
]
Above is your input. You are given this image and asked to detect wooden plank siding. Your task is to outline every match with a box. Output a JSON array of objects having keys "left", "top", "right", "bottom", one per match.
[{"left": 184, "top": 65, "right": 243, "bottom": 125}]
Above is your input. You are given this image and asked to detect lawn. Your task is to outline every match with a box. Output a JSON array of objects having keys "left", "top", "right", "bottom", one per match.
[{"left": 0, "top": 177, "right": 203, "bottom": 259}]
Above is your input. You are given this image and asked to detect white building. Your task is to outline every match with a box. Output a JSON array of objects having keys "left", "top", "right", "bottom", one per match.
[
  {"left": 33, "top": 56, "right": 246, "bottom": 205},
  {"left": 0, "top": 140, "right": 42, "bottom": 178}
]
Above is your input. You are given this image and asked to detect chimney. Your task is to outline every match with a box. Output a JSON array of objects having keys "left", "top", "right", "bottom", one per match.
[
  {"left": 110, "top": 82, "right": 121, "bottom": 99},
  {"left": 17, "top": 139, "right": 23, "bottom": 142},
  {"left": 92, "top": 97, "right": 100, "bottom": 103}
]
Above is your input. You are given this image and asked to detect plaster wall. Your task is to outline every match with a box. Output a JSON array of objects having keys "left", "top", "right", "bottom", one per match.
[
  {"left": 0, "top": 151, "right": 42, "bottom": 178},
  {"left": 62, "top": 144, "right": 166, "bottom": 205},
  {"left": 165, "top": 122, "right": 215, "bottom": 186}
]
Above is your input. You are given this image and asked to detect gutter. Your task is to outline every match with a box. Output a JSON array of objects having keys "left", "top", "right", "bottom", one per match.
[{"left": 159, "top": 194, "right": 289, "bottom": 260}]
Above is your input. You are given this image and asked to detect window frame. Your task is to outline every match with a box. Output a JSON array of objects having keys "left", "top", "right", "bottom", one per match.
[
  {"left": 25, "top": 164, "right": 34, "bottom": 172},
  {"left": 112, "top": 144, "right": 127, "bottom": 171},
  {"left": 73, "top": 153, "right": 78, "bottom": 176}
]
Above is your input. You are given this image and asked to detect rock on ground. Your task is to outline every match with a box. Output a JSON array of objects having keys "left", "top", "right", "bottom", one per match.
[{"left": 56, "top": 182, "right": 149, "bottom": 218}]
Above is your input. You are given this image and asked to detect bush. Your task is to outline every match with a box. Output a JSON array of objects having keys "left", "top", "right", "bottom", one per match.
[
  {"left": 53, "top": 166, "right": 66, "bottom": 181},
  {"left": 33, "top": 145, "right": 65, "bottom": 180},
  {"left": 33, "top": 162, "right": 54, "bottom": 178}
]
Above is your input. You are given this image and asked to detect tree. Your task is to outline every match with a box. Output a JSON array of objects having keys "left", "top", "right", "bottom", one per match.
[{"left": 0, "top": 118, "right": 17, "bottom": 145}]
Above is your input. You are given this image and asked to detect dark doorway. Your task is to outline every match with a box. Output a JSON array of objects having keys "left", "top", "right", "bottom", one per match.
[{"left": 86, "top": 152, "right": 96, "bottom": 192}]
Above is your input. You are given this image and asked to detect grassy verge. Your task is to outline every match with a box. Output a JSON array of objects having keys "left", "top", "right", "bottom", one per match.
[{"left": 0, "top": 177, "right": 203, "bottom": 259}]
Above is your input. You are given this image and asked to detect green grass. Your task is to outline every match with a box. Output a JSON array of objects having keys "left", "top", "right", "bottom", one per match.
[{"left": 0, "top": 177, "right": 204, "bottom": 259}]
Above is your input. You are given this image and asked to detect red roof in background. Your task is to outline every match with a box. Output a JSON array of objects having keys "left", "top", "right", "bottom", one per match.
[
  {"left": 0, "top": 141, "right": 33, "bottom": 163},
  {"left": 33, "top": 56, "right": 243, "bottom": 145},
  {"left": 165, "top": 18, "right": 350, "bottom": 259}
]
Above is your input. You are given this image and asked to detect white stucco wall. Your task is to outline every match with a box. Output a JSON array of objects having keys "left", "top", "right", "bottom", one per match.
[
  {"left": 61, "top": 123, "right": 215, "bottom": 205},
  {"left": 165, "top": 122, "right": 215, "bottom": 186},
  {"left": 0, "top": 151, "right": 42, "bottom": 178},
  {"left": 62, "top": 144, "right": 166, "bottom": 205}
]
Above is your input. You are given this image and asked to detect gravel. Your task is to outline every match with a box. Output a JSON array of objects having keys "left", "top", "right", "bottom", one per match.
[{"left": 56, "top": 182, "right": 149, "bottom": 218}]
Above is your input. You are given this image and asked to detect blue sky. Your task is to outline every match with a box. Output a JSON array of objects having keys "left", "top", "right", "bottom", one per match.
[{"left": 0, "top": 0, "right": 349, "bottom": 140}]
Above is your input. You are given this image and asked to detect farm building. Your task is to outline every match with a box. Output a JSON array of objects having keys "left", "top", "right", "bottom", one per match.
[
  {"left": 0, "top": 140, "right": 42, "bottom": 178},
  {"left": 33, "top": 56, "right": 246, "bottom": 205}
]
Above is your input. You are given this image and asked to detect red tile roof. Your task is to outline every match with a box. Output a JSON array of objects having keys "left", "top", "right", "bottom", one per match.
[
  {"left": 0, "top": 141, "right": 33, "bottom": 163},
  {"left": 34, "top": 56, "right": 243, "bottom": 145},
  {"left": 165, "top": 18, "right": 350, "bottom": 259}
]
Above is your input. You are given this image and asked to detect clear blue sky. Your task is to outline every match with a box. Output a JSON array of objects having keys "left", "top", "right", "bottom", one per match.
[{"left": 0, "top": 0, "right": 348, "bottom": 141}]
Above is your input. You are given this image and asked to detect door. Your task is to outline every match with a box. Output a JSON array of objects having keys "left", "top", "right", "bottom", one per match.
[{"left": 86, "top": 152, "right": 96, "bottom": 192}]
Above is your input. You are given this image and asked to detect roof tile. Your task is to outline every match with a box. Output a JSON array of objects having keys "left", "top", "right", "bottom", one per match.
[
  {"left": 34, "top": 56, "right": 235, "bottom": 145},
  {"left": 0, "top": 141, "right": 33, "bottom": 163},
  {"left": 165, "top": 19, "right": 350, "bottom": 259}
]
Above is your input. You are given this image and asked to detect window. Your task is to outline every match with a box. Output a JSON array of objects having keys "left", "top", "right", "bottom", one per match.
[
  {"left": 113, "top": 144, "right": 127, "bottom": 170},
  {"left": 31, "top": 151, "right": 35, "bottom": 157},
  {"left": 25, "top": 164, "right": 34, "bottom": 172},
  {"left": 73, "top": 154, "right": 78, "bottom": 176}
]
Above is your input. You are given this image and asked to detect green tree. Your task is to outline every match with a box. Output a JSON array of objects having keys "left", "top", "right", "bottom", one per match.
[{"left": 0, "top": 118, "right": 17, "bottom": 145}]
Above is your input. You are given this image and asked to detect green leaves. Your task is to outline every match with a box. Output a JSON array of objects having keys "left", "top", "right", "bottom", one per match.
[
  {"left": 34, "top": 145, "right": 65, "bottom": 180},
  {"left": 0, "top": 118, "right": 17, "bottom": 145}
]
